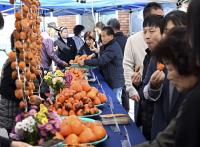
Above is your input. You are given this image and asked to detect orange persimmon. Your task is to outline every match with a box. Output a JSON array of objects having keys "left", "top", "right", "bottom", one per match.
[
  {"left": 92, "top": 126, "right": 107, "bottom": 140},
  {"left": 8, "top": 51, "right": 16, "bottom": 62},
  {"left": 157, "top": 63, "right": 165, "bottom": 71},
  {"left": 65, "top": 134, "right": 79, "bottom": 145}
]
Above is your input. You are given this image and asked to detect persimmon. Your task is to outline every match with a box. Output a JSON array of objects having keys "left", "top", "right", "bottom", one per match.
[
  {"left": 82, "top": 83, "right": 91, "bottom": 92},
  {"left": 70, "top": 119, "right": 83, "bottom": 135},
  {"left": 73, "top": 92, "right": 82, "bottom": 100},
  {"left": 29, "top": 95, "right": 38, "bottom": 104},
  {"left": 65, "top": 134, "right": 79, "bottom": 145},
  {"left": 157, "top": 63, "right": 165, "bottom": 71},
  {"left": 89, "top": 108, "right": 96, "bottom": 115},
  {"left": 57, "top": 108, "right": 62, "bottom": 115},
  {"left": 92, "top": 126, "right": 107, "bottom": 140},
  {"left": 8, "top": 51, "right": 16, "bottom": 62},
  {"left": 57, "top": 95, "right": 65, "bottom": 104},
  {"left": 15, "top": 79, "right": 23, "bottom": 89},
  {"left": 12, "top": 71, "right": 18, "bottom": 79},
  {"left": 64, "top": 102, "right": 73, "bottom": 111},
  {"left": 62, "top": 109, "right": 69, "bottom": 116},
  {"left": 25, "top": 70, "right": 32, "bottom": 80},
  {"left": 97, "top": 93, "right": 107, "bottom": 103},
  {"left": 15, "top": 41, "right": 23, "bottom": 50},
  {"left": 22, "top": 5, "right": 29, "bottom": 13},
  {"left": 91, "top": 87, "right": 98, "bottom": 94},
  {"left": 76, "top": 109, "right": 84, "bottom": 116},
  {"left": 87, "top": 90, "right": 97, "bottom": 99},
  {"left": 79, "top": 128, "right": 96, "bottom": 143},
  {"left": 93, "top": 107, "right": 99, "bottom": 113},
  {"left": 53, "top": 132, "right": 64, "bottom": 140},
  {"left": 93, "top": 98, "right": 101, "bottom": 105},
  {"left": 69, "top": 110, "right": 75, "bottom": 116},
  {"left": 11, "top": 62, "right": 17, "bottom": 70},
  {"left": 21, "top": 19, "right": 29, "bottom": 29},
  {"left": 19, "top": 31, "right": 27, "bottom": 40},
  {"left": 15, "top": 21, "right": 21, "bottom": 31},
  {"left": 31, "top": 74, "right": 36, "bottom": 81},
  {"left": 15, "top": 89, "right": 23, "bottom": 99},
  {"left": 13, "top": 30, "right": 20, "bottom": 40},
  {"left": 27, "top": 52, "right": 33, "bottom": 60},
  {"left": 60, "top": 124, "right": 72, "bottom": 137}
]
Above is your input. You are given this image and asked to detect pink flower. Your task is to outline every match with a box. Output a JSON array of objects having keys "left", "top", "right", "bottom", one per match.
[{"left": 15, "top": 114, "right": 23, "bottom": 122}]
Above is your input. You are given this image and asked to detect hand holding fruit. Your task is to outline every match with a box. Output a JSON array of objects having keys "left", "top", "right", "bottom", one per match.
[
  {"left": 130, "top": 94, "right": 140, "bottom": 102},
  {"left": 150, "top": 70, "right": 165, "bottom": 89},
  {"left": 78, "top": 60, "right": 85, "bottom": 66},
  {"left": 132, "top": 65, "right": 141, "bottom": 86}
]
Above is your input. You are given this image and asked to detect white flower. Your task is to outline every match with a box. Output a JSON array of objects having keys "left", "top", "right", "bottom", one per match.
[
  {"left": 52, "top": 77, "right": 58, "bottom": 85},
  {"left": 28, "top": 128, "right": 34, "bottom": 133},
  {"left": 22, "top": 125, "right": 28, "bottom": 132}
]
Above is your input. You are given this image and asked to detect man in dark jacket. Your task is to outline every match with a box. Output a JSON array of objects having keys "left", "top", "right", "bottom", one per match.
[
  {"left": 79, "top": 26, "right": 125, "bottom": 103},
  {"left": 107, "top": 18, "right": 127, "bottom": 54},
  {"left": 107, "top": 18, "right": 129, "bottom": 111}
]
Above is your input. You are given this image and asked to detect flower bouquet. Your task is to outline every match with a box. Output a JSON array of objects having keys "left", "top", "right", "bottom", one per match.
[
  {"left": 44, "top": 70, "right": 65, "bottom": 94},
  {"left": 10, "top": 104, "right": 61, "bottom": 145}
]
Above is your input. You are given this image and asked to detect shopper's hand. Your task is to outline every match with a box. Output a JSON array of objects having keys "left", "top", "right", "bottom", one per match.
[
  {"left": 78, "top": 60, "right": 85, "bottom": 66},
  {"left": 132, "top": 65, "right": 141, "bottom": 86},
  {"left": 63, "top": 62, "right": 68, "bottom": 67},
  {"left": 11, "top": 141, "right": 33, "bottom": 147},
  {"left": 150, "top": 70, "right": 165, "bottom": 89},
  {"left": 90, "top": 47, "right": 99, "bottom": 53},
  {"left": 130, "top": 94, "right": 140, "bottom": 102}
]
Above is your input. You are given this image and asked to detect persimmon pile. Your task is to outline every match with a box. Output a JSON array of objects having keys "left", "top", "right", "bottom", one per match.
[
  {"left": 65, "top": 67, "right": 85, "bottom": 80},
  {"left": 51, "top": 80, "right": 107, "bottom": 116},
  {"left": 54, "top": 115, "right": 107, "bottom": 145},
  {"left": 9, "top": 0, "right": 42, "bottom": 108},
  {"left": 69, "top": 55, "right": 92, "bottom": 64}
]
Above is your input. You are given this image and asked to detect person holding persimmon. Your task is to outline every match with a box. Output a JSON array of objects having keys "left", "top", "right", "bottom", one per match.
[
  {"left": 139, "top": 11, "right": 187, "bottom": 140},
  {"left": 79, "top": 26, "right": 125, "bottom": 104}
]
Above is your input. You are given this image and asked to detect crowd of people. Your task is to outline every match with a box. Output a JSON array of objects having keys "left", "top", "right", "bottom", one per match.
[{"left": 0, "top": 0, "right": 200, "bottom": 146}]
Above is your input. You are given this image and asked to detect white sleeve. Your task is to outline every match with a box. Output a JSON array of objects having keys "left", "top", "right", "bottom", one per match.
[{"left": 123, "top": 36, "right": 138, "bottom": 97}]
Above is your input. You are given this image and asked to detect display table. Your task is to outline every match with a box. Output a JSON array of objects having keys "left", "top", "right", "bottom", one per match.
[{"left": 90, "top": 69, "right": 146, "bottom": 147}]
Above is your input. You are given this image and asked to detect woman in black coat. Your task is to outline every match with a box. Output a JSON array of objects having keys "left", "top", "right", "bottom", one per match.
[
  {"left": 78, "top": 31, "right": 97, "bottom": 56},
  {"left": 54, "top": 27, "right": 77, "bottom": 69}
]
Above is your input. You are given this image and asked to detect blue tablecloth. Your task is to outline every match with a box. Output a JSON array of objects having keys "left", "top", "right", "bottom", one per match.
[{"left": 90, "top": 69, "right": 146, "bottom": 147}]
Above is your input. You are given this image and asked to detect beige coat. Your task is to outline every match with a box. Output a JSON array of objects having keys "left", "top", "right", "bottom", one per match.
[{"left": 123, "top": 31, "right": 147, "bottom": 97}]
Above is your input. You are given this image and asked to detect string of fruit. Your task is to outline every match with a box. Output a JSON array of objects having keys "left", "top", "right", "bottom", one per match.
[{"left": 8, "top": 0, "right": 42, "bottom": 110}]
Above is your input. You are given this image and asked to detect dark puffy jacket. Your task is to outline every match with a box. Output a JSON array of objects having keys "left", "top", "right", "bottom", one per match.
[{"left": 85, "top": 39, "right": 125, "bottom": 89}]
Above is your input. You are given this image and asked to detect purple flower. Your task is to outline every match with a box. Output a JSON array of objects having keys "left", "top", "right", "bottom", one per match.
[
  {"left": 15, "top": 114, "right": 23, "bottom": 122},
  {"left": 54, "top": 122, "right": 61, "bottom": 130},
  {"left": 40, "top": 130, "right": 48, "bottom": 137},
  {"left": 38, "top": 124, "right": 45, "bottom": 130},
  {"left": 29, "top": 109, "right": 37, "bottom": 116},
  {"left": 45, "top": 123, "right": 53, "bottom": 131},
  {"left": 49, "top": 120, "right": 56, "bottom": 124},
  {"left": 50, "top": 128, "right": 56, "bottom": 134}
]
